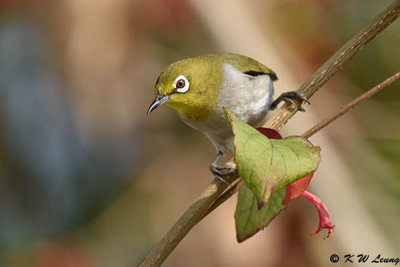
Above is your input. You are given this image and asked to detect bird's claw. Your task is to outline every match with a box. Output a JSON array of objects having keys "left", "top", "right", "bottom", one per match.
[
  {"left": 214, "top": 175, "right": 231, "bottom": 185},
  {"left": 210, "top": 164, "right": 238, "bottom": 185},
  {"left": 271, "top": 91, "right": 310, "bottom": 112},
  {"left": 292, "top": 92, "right": 310, "bottom": 105}
]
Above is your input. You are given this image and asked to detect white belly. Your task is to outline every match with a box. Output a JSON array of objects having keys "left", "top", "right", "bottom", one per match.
[
  {"left": 219, "top": 63, "right": 274, "bottom": 126},
  {"left": 181, "top": 63, "right": 274, "bottom": 153}
]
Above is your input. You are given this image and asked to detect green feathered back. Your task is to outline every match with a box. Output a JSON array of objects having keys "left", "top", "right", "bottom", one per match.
[{"left": 219, "top": 53, "right": 277, "bottom": 81}]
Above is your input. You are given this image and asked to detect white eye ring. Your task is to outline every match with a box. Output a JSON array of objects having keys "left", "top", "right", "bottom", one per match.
[{"left": 174, "top": 75, "right": 190, "bottom": 93}]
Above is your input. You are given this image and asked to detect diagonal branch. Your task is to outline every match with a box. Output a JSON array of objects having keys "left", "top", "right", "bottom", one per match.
[{"left": 138, "top": 1, "right": 400, "bottom": 266}]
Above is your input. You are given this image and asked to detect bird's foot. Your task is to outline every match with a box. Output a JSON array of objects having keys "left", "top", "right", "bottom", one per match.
[
  {"left": 271, "top": 91, "right": 310, "bottom": 112},
  {"left": 210, "top": 164, "right": 238, "bottom": 185}
]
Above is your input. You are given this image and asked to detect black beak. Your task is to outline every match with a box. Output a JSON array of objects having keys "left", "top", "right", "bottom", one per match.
[{"left": 147, "top": 94, "right": 170, "bottom": 114}]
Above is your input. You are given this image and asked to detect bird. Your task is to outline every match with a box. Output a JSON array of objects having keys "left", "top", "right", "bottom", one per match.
[{"left": 147, "top": 53, "right": 308, "bottom": 183}]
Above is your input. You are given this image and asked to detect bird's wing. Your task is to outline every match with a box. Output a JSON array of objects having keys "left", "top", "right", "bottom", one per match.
[{"left": 223, "top": 53, "right": 278, "bottom": 81}]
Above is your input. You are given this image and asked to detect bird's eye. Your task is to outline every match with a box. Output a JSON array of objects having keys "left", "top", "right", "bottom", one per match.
[
  {"left": 174, "top": 75, "right": 190, "bottom": 93},
  {"left": 176, "top": 79, "right": 185, "bottom": 88}
]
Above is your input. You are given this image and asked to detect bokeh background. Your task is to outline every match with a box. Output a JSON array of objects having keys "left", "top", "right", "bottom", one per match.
[{"left": 0, "top": 0, "right": 399, "bottom": 266}]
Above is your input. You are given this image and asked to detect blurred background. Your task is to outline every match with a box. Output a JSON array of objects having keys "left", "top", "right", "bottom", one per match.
[{"left": 0, "top": 0, "right": 399, "bottom": 266}]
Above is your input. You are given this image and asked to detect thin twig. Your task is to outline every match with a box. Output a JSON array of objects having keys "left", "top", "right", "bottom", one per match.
[
  {"left": 138, "top": 2, "right": 400, "bottom": 266},
  {"left": 302, "top": 72, "right": 400, "bottom": 139},
  {"left": 204, "top": 71, "right": 400, "bottom": 217}
]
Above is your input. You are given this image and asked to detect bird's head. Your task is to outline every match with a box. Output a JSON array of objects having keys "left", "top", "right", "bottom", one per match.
[{"left": 147, "top": 56, "right": 222, "bottom": 121}]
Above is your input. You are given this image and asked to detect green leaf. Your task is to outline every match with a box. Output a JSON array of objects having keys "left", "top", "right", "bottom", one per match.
[
  {"left": 235, "top": 185, "right": 286, "bottom": 242},
  {"left": 224, "top": 108, "right": 320, "bottom": 205}
]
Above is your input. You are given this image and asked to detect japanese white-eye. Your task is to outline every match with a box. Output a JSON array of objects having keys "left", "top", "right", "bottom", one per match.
[{"left": 148, "top": 53, "right": 307, "bottom": 183}]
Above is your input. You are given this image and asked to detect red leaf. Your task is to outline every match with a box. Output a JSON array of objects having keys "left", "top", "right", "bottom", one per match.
[
  {"left": 282, "top": 172, "right": 314, "bottom": 205},
  {"left": 256, "top": 127, "right": 282, "bottom": 139},
  {"left": 303, "top": 190, "right": 335, "bottom": 238}
]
